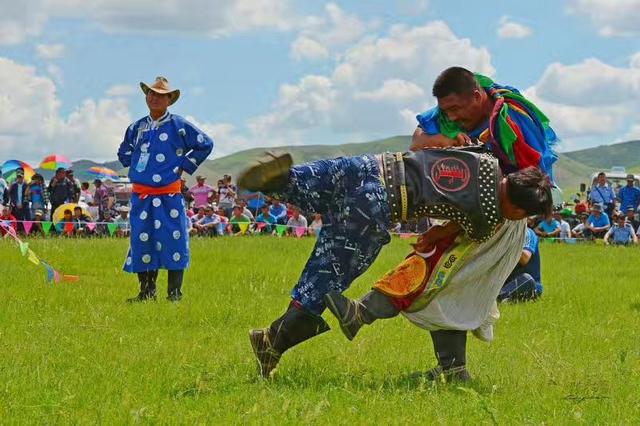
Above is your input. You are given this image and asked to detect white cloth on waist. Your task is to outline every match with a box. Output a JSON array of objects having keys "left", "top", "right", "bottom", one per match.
[{"left": 402, "top": 218, "right": 527, "bottom": 331}]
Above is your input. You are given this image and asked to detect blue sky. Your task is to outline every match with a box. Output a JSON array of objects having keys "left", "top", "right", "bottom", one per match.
[{"left": 1, "top": 0, "right": 639, "bottom": 163}]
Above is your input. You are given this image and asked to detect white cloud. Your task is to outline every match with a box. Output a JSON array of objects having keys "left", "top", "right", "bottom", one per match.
[
  {"left": 105, "top": 84, "right": 137, "bottom": 97},
  {"left": 568, "top": 0, "right": 640, "bottom": 36},
  {"left": 497, "top": 17, "right": 532, "bottom": 39},
  {"left": 0, "top": 0, "right": 48, "bottom": 45},
  {"left": 290, "top": 3, "right": 370, "bottom": 61},
  {"left": 46, "top": 63, "right": 64, "bottom": 86},
  {"left": 252, "top": 21, "right": 493, "bottom": 145},
  {"left": 0, "top": 57, "right": 131, "bottom": 162},
  {"left": 36, "top": 43, "right": 66, "bottom": 59},
  {"left": 186, "top": 119, "right": 250, "bottom": 158},
  {"left": 291, "top": 37, "right": 330, "bottom": 61},
  {"left": 524, "top": 53, "right": 640, "bottom": 150},
  {"left": 0, "top": 0, "right": 298, "bottom": 45}
]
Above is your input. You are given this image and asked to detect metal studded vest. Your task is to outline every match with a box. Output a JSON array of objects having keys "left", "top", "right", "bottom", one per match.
[{"left": 380, "top": 148, "right": 502, "bottom": 243}]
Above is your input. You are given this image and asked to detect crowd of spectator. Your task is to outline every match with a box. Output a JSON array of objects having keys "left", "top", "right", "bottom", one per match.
[
  {"left": 530, "top": 172, "right": 640, "bottom": 246},
  {"left": 2, "top": 168, "right": 640, "bottom": 246}
]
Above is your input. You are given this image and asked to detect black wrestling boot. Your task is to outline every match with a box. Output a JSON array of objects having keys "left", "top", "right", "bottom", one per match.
[
  {"left": 167, "top": 270, "right": 184, "bottom": 302},
  {"left": 238, "top": 151, "right": 293, "bottom": 192},
  {"left": 127, "top": 270, "right": 158, "bottom": 303},
  {"left": 324, "top": 290, "right": 399, "bottom": 340},
  {"left": 249, "top": 303, "right": 330, "bottom": 378},
  {"left": 421, "top": 330, "right": 471, "bottom": 383}
]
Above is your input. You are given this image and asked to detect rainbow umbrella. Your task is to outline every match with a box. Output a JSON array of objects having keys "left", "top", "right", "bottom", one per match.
[
  {"left": 87, "top": 166, "right": 119, "bottom": 179},
  {"left": 1, "top": 160, "right": 35, "bottom": 183},
  {"left": 40, "top": 154, "right": 72, "bottom": 170}
]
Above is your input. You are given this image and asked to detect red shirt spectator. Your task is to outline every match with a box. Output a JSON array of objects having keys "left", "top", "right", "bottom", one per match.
[{"left": 0, "top": 206, "right": 17, "bottom": 236}]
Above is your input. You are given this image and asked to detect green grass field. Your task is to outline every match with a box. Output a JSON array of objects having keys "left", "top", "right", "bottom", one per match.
[{"left": 1, "top": 236, "right": 639, "bottom": 424}]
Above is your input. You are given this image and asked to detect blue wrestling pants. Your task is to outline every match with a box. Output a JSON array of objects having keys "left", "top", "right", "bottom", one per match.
[{"left": 283, "top": 155, "right": 392, "bottom": 315}]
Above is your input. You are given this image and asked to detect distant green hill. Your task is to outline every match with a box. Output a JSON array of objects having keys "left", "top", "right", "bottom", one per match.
[
  {"left": 28, "top": 137, "right": 640, "bottom": 195},
  {"left": 197, "top": 135, "right": 410, "bottom": 183},
  {"left": 563, "top": 140, "right": 640, "bottom": 171}
]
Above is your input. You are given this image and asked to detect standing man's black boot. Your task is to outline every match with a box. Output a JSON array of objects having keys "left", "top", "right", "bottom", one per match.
[
  {"left": 167, "top": 270, "right": 184, "bottom": 302},
  {"left": 249, "top": 302, "right": 330, "bottom": 378},
  {"left": 127, "top": 270, "right": 158, "bottom": 303}
]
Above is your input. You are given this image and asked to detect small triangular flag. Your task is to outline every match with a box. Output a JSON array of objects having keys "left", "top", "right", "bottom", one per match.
[
  {"left": 238, "top": 222, "right": 249, "bottom": 235},
  {"left": 42, "top": 221, "right": 52, "bottom": 235},
  {"left": 19, "top": 241, "right": 29, "bottom": 256},
  {"left": 22, "top": 221, "right": 33, "bottom": 235},
  {"left": 107, "top": 223, "right": 117, "bottom": 236}
]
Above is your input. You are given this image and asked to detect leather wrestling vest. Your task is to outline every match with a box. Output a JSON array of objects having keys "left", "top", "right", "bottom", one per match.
[{"left": 379, "top": 147, "right": 502, "bottom": 243}]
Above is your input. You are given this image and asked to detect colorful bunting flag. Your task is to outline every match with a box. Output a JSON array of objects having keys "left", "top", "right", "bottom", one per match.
[
  {"left": 107, "top": 223, "right": 118, "bottom": 236},
  {"left": 22, "top": 221, "right": 33, "bottom": 235},
  {"left": 257, "top": 222, "right": 266, "bottom": 230},
  {"left": 295, "top": 226, "right": 306, "bottom": 238},
  {"left": 19, "top": 241, "right": 29, "bottom": 256},
  {"left": 86, "top": 222, "right": 97, "bottom": 232},
  {"left": 40, "top": 261, "right": 55, "bottom": 283},
  {"left": 217, "top": 222, "right": 226, "bottom": 235},
  {"left": 238, "top": 222, "right": 249, "bottom": 235},
  {"left": 64, "top": 222, "right": 74, "bottom": 236},
  {"left": 42, "top": 221, "right": 52, "bottom": 235},
  {"left": 275, "top": 224, "right": 286, "bottom": 237},
  {"left": 27, "top": 249, "right": 40, "bottom": 265}
]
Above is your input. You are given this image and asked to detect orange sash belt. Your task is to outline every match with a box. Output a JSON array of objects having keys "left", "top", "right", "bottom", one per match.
[{"left": 133, "top": 180, "right": 182, "bottom": 197}]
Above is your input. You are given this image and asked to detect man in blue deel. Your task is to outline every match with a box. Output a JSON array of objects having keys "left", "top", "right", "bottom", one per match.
[
  {"left": 117, "top": 76, "right": 213, "bottom": 302},
  {"left": 498, "top": 221, "right": 543, "bottom": 302}
]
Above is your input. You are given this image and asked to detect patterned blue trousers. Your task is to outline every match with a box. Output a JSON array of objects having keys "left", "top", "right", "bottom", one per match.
[{"left": 283, "top": 155, "right": 391, "bottom": 315}]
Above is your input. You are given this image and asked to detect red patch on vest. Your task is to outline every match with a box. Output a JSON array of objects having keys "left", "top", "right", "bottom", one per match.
[{"left": 431, "top": 157, "right": 471, "bottom": 192}]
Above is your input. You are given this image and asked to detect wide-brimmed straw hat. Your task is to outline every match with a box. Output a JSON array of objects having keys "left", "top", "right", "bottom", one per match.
[{"left": 140, "top": 76, "right": 180, "bottom": 105}]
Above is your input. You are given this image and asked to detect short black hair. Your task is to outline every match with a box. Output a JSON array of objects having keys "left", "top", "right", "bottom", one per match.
[
  {"left": 506, "top": 167, "right": 553, "bottom": 216},
  {"left": 432, "top": 67, "right": 479, "bottom": 98}
]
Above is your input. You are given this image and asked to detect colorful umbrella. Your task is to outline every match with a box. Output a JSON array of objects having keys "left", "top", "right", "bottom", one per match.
[
  {"left": 52, "top": 203, "right": 93, "bottom": 224},
  {"left": 87, "top": 166, "right": 119, "bottom": 179},
  {"left": 40, "top": 154, "right": 72, "bottom": 170},
  {"left": 1, "top": 160, "right": 35, "bottom": 183}
]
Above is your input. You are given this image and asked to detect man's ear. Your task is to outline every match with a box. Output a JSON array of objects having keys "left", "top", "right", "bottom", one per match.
[{"left": 473, "top": 89, "right": 483, "bottom": 102}]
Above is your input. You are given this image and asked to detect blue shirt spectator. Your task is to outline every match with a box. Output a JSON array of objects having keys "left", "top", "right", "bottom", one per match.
[
  {"left": 269, "top": 201, "right": 288, "bottom": 224},
  {"left": 587, "top": 210, "right": 610, "bottom": 229},
  {"left": 535, "top": 215, "right": 560, "bottom": 237},
  {"left": 498, "top": 228, "right": 542, "bottom": 302},
  {"left": 618, "top": 175, "right": 640, "bottom": 212},
  {"left": 256, "top": 205, "right": 277, "bottom": 232},
  {"left": 605, "top": 215, "right": 637, "bottom": 245}
]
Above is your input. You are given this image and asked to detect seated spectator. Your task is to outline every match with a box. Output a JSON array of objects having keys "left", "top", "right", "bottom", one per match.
[
  {"left": 286, "top": 207, "right": 308, "bottom": 236},
  {"left": 73, "top": 206, "right": 94, "bottom": 236},
  {"left": 573, "top": 196, "right": 588, "bottom": 215},
  {"left": 114, "top": 206, "right": 131, "bottom": 237},
  {"left": 30, "top": 209, "right": 46, "bottom": 236},
  {"left": 239, "top": 199, "right": 255, "bottom": 221},
  {"left": 554, "top": 211, "right": 572, "bottom": 240},
  {"left": 256, "top": 204, "right": 277, "bottom": 234},
  {"left": 625, "top": 207, "right": 639, "bottom": 230},
  {"left": 585, "top": 203, "right": 610, "bottom": 239},
  {"left": 269, "top": 200, "right": 288, "bottom": 225},
  {"left": 604, "top": 214, "right": 637, "bottom": 245},
  {"left": 95, "top": 211, "right": 114, "bottom": 237},
  {"left": 58, "top": 209, "right": 75, "bottom": 236},
  {"left": 193, "top": 205, "right": 220, "bottom": 236},
  {"left": 216, "top": 207, "right": 230, "bottom": 235},
  {"left": 535, "top": 213, "right": 561, "bottom": 238},
  {"left": 571, "top": 213, "right": 590, "bottom": 238},
  {"left": 0, "top": 205, "right": 17, "bottom": 236},
  {"left": 229, "top": 205, "right": 251, "bottom": 235},
  {"left": 190, "top": 206, "right": 206, "bottom": 227},
  {"left": 498, "top": 226, "right": 542, "bottom": 302},
  {"left": 309, "top": 213, "right": 323, "bottom": 234}
]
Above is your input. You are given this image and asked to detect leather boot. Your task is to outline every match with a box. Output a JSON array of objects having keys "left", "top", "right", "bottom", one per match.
[
  {"left": 423, "top": 330, "right": 471, "bottom": 383},
  {"left": 127, "top": 270, "right": 158, "bottom": 303},
  {"left": 167, "top": 270, "right": 184, "bottom": 302},
  {"left": 249, "top": 303, "right": 330, "bottom": 378},
  {"left": 238, "top": 151, "right": 292, "bottom": 193},
  {"left": 324, "top": 290, "right": 399, "bottom": 340}
]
